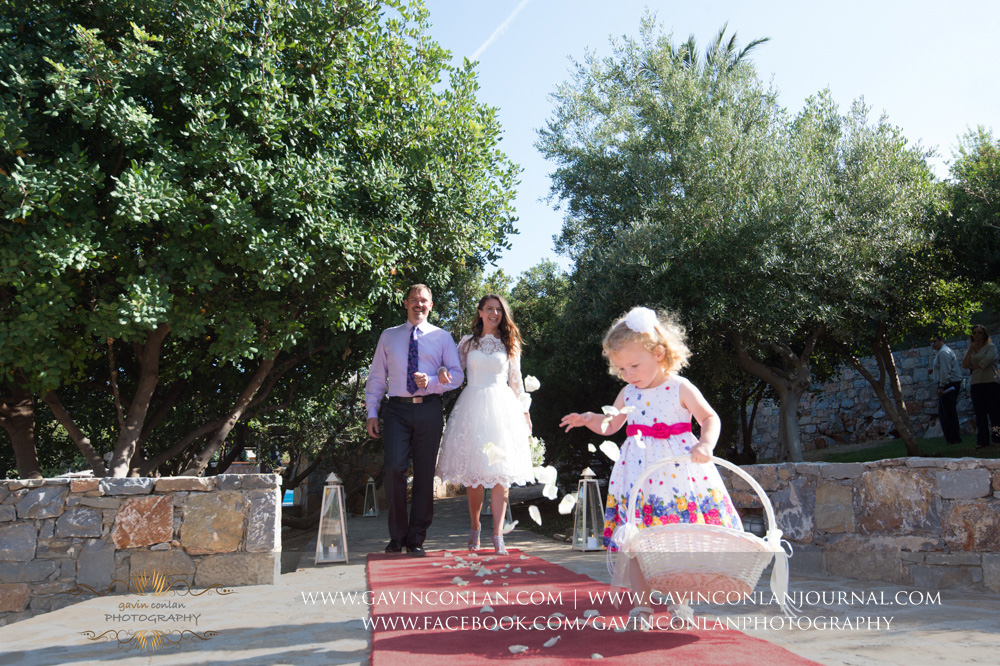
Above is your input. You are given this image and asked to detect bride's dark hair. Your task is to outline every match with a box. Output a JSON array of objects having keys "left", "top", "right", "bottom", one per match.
[{"left": 471, "top": 294, "right": 523, "bottom": 358}]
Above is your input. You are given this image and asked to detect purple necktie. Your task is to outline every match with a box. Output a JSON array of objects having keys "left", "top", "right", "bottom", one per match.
[{"left": 406, "top": 326, "right": 419, "bottom": 394}]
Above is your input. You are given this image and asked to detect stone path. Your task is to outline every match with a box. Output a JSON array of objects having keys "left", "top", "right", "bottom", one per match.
[{"left": 1, "top": 489, "right": 998, "bottom": 665}]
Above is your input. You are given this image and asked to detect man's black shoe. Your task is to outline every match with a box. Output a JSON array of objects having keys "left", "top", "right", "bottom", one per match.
[
  {"left": 385, "top": 540, "right": 403, "bottom": 553},
  {"left": 406, "top": 545, "right": 426, "bottom": 557}
]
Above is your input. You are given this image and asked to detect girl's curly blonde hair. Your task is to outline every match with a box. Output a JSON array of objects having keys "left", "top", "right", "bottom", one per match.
[{"left": 602, "top": 308, "right": 690, "bottom": 378}]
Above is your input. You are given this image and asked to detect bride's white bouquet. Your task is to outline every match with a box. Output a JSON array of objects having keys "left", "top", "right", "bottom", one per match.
[{"left": 528, "top": 436, "right": 546, "bottom": 467}]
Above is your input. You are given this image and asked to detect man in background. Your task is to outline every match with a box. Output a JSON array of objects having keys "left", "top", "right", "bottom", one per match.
[{"left": 930, "top": 335, "right": 964, "bottom": 446}]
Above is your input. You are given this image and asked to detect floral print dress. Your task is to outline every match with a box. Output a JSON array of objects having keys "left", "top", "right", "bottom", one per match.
[{"left": 603, "top": 376, "right": 742, "bottom": 550}]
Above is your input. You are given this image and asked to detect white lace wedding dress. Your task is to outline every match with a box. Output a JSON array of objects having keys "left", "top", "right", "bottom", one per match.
[{"left": 435, "top": 334, "right": 535, "bottom": 488}]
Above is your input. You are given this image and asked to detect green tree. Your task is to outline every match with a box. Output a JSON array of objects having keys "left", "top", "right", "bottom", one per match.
[
  {"left": 802, "top": 96, "right": 974, "bottom": 455},
  {"left": 0, "top": 0, "right": 518, "bottom": 477},
  {"left": 536, "top": 19, "right": 943, "bottom": 461},
  {"left": 939, "top": 127, "right": 1000, "bottom": 296}
]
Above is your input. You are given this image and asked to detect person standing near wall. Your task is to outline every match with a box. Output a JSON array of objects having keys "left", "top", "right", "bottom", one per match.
[
  {"left": 929, "top": 335, "right": 964, "bottom": 445},
  {"left": 962, "top": 325, "right": 1000, "bottom": 450}
]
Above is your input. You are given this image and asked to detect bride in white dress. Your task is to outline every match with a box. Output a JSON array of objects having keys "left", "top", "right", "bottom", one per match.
[{"left": 435, "top": 294, "right": 534, "bottom": 555}]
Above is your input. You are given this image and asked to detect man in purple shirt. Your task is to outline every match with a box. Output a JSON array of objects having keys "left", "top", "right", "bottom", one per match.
[{"left": 365, "top": 284, "right": 463, "bottom": 556}]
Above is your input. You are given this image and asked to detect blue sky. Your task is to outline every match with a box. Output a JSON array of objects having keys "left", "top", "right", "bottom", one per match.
[{"left": 420, "top": 1, "right": 1000, "bottom": 278}]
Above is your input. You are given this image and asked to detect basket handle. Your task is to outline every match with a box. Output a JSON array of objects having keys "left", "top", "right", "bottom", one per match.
[{"left": 623, "top": 455, "right": 778, "bottom": 540}]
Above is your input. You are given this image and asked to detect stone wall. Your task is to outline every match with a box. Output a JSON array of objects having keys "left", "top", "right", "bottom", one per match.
[
  {"left": 726, "top": 458, "right": 1000, "bottom": 592},
  {"left": 0, "top": 474, "right": 281, "bottom": 625},
  {"left": 749, "top": 340, "right": 975, "bottom": 460}
]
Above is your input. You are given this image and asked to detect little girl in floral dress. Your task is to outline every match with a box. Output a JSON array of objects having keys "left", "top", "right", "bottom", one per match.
[{"left": 560, "top": 307, "right": 742, "bottom": 628}]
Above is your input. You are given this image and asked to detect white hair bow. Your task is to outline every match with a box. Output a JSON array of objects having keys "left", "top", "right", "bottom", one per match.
[{"left": 624, "top": 307, "right": 658, "bottom": 334}]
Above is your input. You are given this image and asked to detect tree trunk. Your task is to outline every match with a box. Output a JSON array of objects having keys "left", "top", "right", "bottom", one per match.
[
  {"left": 0, "top": 383, "right": 41, "bottom": 479},
  {"left": 774, "top": 382, "right": 809, "bottom": 462},
  {"left": 842, "top": 327, "right": 922, "bottom": 456},
  {"left": 180, "top": 352, "right": 278, "bottom": 476},
  {"left": 212, "top": 424, "right": 248, "bottom": 476},
  {"left": 42, "top": 391, "right": 108, "bottom": 477},
  {"left": 737, "top": 381, "right": 764, "bottom": 464},
  {"left": 732, "top": 326, "right": 824, "bottom": 462},
  {"left": 874, "top": 340, "right": 921, "bottom": 456},
  {"left": 107, "top": 324, "right": 170, "bottom": 477}
]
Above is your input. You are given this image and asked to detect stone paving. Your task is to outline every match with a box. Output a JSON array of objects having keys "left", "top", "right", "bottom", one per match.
[{"left": 1, "top": 488, "right": 999, "bottom": 665}]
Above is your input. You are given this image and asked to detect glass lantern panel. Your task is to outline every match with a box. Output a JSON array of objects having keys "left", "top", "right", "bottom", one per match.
[
  {"left": 363, "top": 481, "right": 379, "bottom": 517},
  {"left": 316, "top": 486, "right": 348, "bottom": 563},
  {"left": 572, "top": 483, "right": 587, "bottom": 547},
  {"left": 586, "top": 481, "right": 603, "bottom": 545}
]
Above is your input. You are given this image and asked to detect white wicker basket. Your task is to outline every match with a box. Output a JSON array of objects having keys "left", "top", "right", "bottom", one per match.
[{"left": 615, "top": 455, "right": 793, "bottom": 612}]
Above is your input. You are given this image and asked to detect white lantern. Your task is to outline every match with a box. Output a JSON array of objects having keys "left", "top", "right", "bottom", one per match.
[
  {"left": 315, "top": 472, "right": 348, "bottom": 564},
  {"left": 742, "top": 513, "right": 766, "bottom": 537},
  {"left": 363, "top": 477, "right": 379, "bottom": 517},
  {"left": 572, "top": 468, "right": 604, "bottom": 551}
]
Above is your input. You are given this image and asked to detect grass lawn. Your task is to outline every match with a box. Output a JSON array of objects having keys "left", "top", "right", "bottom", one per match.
[{"left": 802, "top": 435, "right": 1000, "bottom": 463}]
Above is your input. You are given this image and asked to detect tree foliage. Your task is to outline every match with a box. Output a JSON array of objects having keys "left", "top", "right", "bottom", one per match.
[
  {"left": 535, "top": 18, "right": 946, "bottom": 462},
  {"left": 0, "top": 0, "right": 519, "bottom": 477},
  {"left": 939, "top": 127, "right": 1000, "bottom": 298}
]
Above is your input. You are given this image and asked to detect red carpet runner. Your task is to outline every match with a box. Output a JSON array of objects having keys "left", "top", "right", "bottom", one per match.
[{"left": 367, "top": 549, "right": 820, "bottom": 665}]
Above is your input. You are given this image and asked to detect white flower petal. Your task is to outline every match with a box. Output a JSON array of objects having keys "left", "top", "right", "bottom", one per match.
[
  {"left": 584, "top": 609, "right": 600, "bottom": 618},
  {"left": 588, "top": 443, "right": 596, "bottom": 453},
  {"left": 558, "top": 494, "right": 577, "bottom": 515},
  {"left": 599, "top": 441, "right": 620, "bottom": 462},
  {"left": 633, "top": 434, "right": 646, "bottom": 449},
  {"left": 549, "top": 612, "right": 565, "bottom": 619},
  {"left": 482, "top": 579, "right": 493, "bottom": 585},
  {"left": 542, "top": 483, "right": 558, "bottom": 500},
  {"left": 533, "top": 465, "right": 557, "bottom": 486},
  {"left": 519, "top": 555, "right": 529, "bottom": 560},
  {"left": 508, "top": 645, "right": 529, "bottom": 654},
  {"left": 502, "top": 519, "right": 519, "bottom": 534},
  {"left": 481, "top": 605, "right": 494, "bottom": 613},
  {"left": 592, "top": 653, "right": 604, "bottom": 659},
  {"left": 620, "top": 405, "right": 636, "bottom": 415},
  {"left": 512, "top": 567, "right": 521, "bottom": 573},
  {"left": 600, "top": 416, "right": 613, "bottom": 433},
  {"left": 601, "top": 405, "right": 620, "bottom": 416},
  {"left": 524, "top": 375, "right": 541, "bottom": 392},
  {"left": 528, "top": 505, "right": 542, "bottom": 526},
  {"left": 543, "top": 636, "right": 561, "bottom": 648}
]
